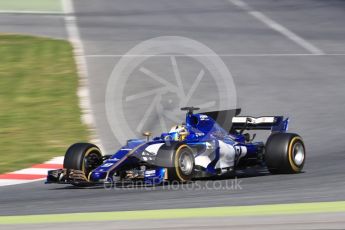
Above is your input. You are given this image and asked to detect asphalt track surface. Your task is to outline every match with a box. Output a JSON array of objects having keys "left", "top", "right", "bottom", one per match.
[
  {"left": 0, "top": 13, "right": 66, "bottom": 39},
  {"left": 1, "top": 0, "right": 345, "bottom": 219}
]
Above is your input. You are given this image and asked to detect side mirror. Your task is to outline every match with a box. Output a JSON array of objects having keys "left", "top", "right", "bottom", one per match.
[{"left": 143, "top": 131, "right": 152, "bottom": 141}]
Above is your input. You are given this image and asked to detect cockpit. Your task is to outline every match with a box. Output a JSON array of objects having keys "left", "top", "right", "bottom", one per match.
[
  {"left": 168, "top": 124, "right": 189, "bottom": 141},
  {"left": 161, "top": 107, "right": 231, "bottom": 142}
]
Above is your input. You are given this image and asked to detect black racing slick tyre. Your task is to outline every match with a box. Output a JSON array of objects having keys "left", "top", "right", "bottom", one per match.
[
  {"left": 265, "top": 133, "right": 306, "bottom": 174},
  {"left": 155, "top": 144, "right": 195, "bottom": 182},
  {"left": 63, "top": 143, "right": 103, "bottom": 185}
]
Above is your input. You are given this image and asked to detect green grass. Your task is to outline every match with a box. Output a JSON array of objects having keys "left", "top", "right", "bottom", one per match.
[
  {"left": 0, "top": 201, "right": 345, "bottom": 224},
  {"left": 0, "top": 0, "right": 62, "bottom": 12},
  {"left": 0, "top": 34, "right": 89, "bottom": 173}
]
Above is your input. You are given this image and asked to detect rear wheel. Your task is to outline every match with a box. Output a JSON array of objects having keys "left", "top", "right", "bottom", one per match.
[
  {"left": 265, "top": 133, "right": 306, "bottom": 174},
  {"left": 63, "top": 143, "right": 103, "bottom": 186}
]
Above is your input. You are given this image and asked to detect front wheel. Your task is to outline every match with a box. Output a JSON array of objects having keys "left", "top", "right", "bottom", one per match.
[
  {"left": 265, "top": 133, "right": 306, "bottom": 174},
  {"left": 63, "top": 143, "right": 103, "bottom": 186}
]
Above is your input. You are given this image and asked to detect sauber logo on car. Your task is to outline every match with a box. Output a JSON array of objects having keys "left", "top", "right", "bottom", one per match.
[{"left": 200, "top": 115, "right": 209, "bottom": 120}]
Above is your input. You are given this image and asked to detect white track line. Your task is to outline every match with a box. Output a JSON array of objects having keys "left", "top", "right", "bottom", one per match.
[
  {"left": 84, "top": 53, "right": 345, "bottom": 58},
  {"left": 229, "top": 0, "right": 324, "bottom": 55},
  {"left": 11, "top": 168, "right": 56, "bottom": 175},
  {"left": 46, "top": 156, "right": 65, "bottom": 164},
  {"left": 61, "top": 0, "right": 103, "bottom": 151}
]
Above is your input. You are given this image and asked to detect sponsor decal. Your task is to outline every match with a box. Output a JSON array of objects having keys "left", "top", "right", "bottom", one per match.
[{"left": 199, "top": 115, "right": 209, "bottom": 120}]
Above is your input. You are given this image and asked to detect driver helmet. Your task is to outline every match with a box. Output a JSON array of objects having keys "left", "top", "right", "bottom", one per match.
[{"left": 169, "top": 125, "right": 189, "bottom": 141}]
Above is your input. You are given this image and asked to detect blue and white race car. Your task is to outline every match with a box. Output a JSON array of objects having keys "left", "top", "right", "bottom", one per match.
[{"left": 46, "top": 107, "right": 306, "bottom": 186}]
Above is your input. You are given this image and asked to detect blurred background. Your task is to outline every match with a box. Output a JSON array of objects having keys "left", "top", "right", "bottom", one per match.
[{"left": 1, "top": 0, "right": 345, "bottom": 229}]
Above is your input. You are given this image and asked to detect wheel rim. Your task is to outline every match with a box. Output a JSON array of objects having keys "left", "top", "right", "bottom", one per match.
[
  {"left": 178, "top": 151, "right": 193, "bottom": 175},
  {"left": 292, "top": 142, "right": 305, "bottom": 166},
  {"left": 84, "top": 152, "right": 102, "bottom": 173}
]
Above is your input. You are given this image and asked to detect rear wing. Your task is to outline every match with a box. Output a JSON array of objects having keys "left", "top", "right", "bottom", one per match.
[
  {"left": 203, "top": 109, "right": 241, "bottom": 132},
  {"left": 231, "top": 116, "right": 289, "bottom": 132},
  {"left": 201, "top": 109, "right": 288, "bottom": 133}
]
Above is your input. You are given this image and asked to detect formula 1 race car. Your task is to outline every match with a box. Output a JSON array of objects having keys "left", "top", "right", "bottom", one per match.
[{"left": 46, "top": 107, "right": 306, "bottom": 186}]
